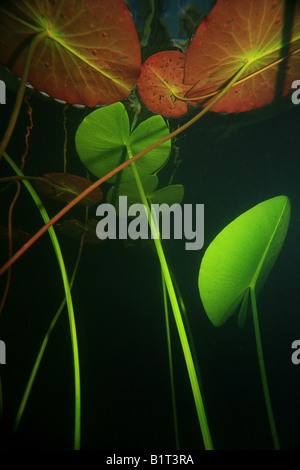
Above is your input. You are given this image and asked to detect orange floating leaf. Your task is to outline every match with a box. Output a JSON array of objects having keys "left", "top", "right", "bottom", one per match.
[
  {"left": 0, "top": 0, "right": 141, "bottom": 106},
  {"left": 35, "top": 173, "right": 103, "bottom": 206},
  {"left": 184, "top": 0, "right": 300, "bottom": 112},
  {"left": 137, "top": 51, "right": 195, "bottom": 117}
]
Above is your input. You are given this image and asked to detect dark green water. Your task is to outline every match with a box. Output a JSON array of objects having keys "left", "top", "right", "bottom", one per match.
[{"left": 0, "top": 1, "right": 300, "bottom": 452}]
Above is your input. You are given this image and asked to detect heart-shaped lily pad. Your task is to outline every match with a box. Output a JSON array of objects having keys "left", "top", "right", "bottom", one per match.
[{"left": 75, "top": 102, "right": 171, "bottom": 183}]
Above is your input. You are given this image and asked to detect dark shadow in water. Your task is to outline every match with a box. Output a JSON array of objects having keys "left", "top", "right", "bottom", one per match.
[{"left": 274, "top": 0, "right": 297, "bottom": 101}]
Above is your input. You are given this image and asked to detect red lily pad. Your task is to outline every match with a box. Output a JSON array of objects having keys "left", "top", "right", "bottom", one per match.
[
  {"left": 35, "top": 173, "right": 103, "bottom": 206},
  {"left": 57, "top": 218, "right": 104, "bottom": 244},
  {"left": 184, "top": 0, "right": 300, "bottom": 112},
  {"left": 0, "top": 0, "right": 141, "bottom": 106},
  {"left": 137, "top": 51, "right": 196, "bottom": 117}
]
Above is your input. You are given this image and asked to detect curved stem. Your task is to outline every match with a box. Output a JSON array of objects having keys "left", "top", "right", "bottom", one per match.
[
  {"left": 0, "top": 181, "right": 20, "bottom": 315},
  {"left": 0, "top": 175, "right": 68, "bottom": 190},
  {"left": 129, "top": 149, "right": 213, "bottom": 449},
  {"left": 13, "top": 233, "right": 85, "bottom": 434},
  {"left": 2, "top": 153, "right": 81, "bottom": 450},
  {"left": 250, "top": 286, "right": 280, "bottom": 450},
  {"left": 0, "top": 31, "right": 47, "bottom": 160},
  {"left": 181, "top": 47, "right": 300, "bottom": 102},
  {"left": 0, "top": 61, "right": 250, "bottom": 277},
  {"left": 170, "top": 268, "right": 204, "bottom": 394},
  {"left": 161, "top": 270, "right": 180, "bottom": 450}
]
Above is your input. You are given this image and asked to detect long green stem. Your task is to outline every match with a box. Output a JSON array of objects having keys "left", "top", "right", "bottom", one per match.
[
  {"left": 170, "top": 269, "right": 205, "bottom": 399},
  {"left": 0, "top": 31, "right": 47, "bottom": 159},
  {"left": 161, "top": 272, "right": 180, "bottom": 450},
  {"left": 128, "top": 148, "right": 213, "bottom": 449},
  {"left": 13, "top": 234, "right": 85, "bottom": 434},
  {"left": 2, "top": 152, "right": 81, "bottom": 450},
  {"left": 250, "top": 286, "right": 280, "bottom": 450}
]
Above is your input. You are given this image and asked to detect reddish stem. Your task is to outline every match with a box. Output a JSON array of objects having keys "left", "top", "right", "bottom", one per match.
[{"left": 0, "top": 61, "right": 250, "bottom": 276}]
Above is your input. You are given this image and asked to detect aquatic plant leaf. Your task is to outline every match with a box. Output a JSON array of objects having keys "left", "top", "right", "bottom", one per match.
[
  {"left": 58, "top": 218, "right": 103, "bottom": 244},
  {"left": 137, "top": 51, "right": 195, "bottom": 117},
  {"left": 198, "top": 196, "right": 290, "bottom": 327},
  {"left": 0, "top": 0, "right": 141, "bottom": 106},
  {"left": 237, "top": 287, "right": 250, "bottom": 329},
  {"left": 76, "top": 103, "right": 129, "bottom": 180},
  {"left": 184, "top": 0, "right": 300, "bottom": 112},
  {"left": 75, "top": 102, "right": 171, "bottom": 183},
  {"left": 127, "top": 114, "right": 171, "bottom": 179},
  {"left": 34, "top": 173, "right": 103, "bottom": 205}
]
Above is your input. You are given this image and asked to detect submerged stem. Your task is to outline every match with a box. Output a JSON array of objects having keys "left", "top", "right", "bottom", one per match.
[
  {"left": 250, "top": 286, "right": 280, "bottom": 450},
  {"left": 0, "top": 31, "right": 47, "bottom": 160},
  {"left": 128, "top": 147, "right": 213, "bottom": 449},
  {"left": 0, "top": 175, "right": 69, "bottom": 190},
  {"left": 161, "top": 272, "right": 180, "bottom": 450},
  {"left": 13, "top": 234, "right": 85, "bottom": 435},
  {"left": 2, "top": 153, "right": 81, "bottom": 450}
]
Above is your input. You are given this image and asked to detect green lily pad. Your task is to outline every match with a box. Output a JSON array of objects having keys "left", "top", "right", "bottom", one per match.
[
  {"left": 75, "top": 102, "right": 171, "bottom": 183},
  {"left": 198, "top": 195, "right": 290, "bottom": 327}
]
